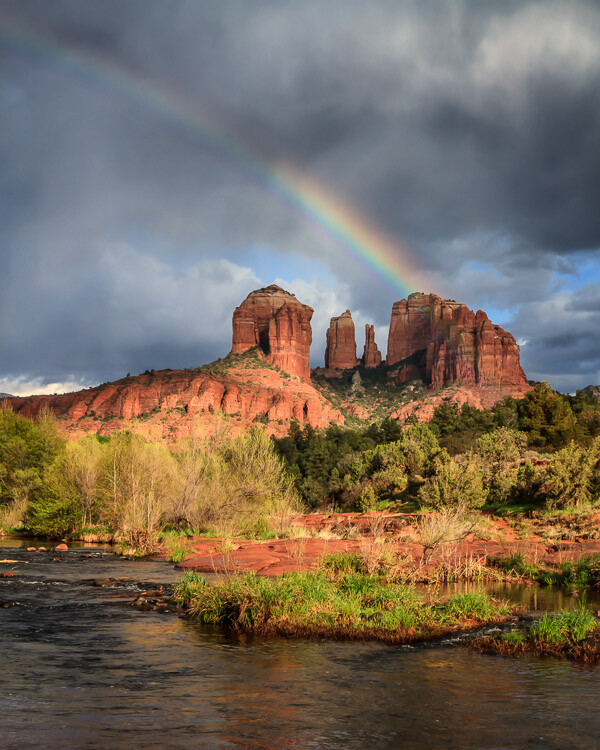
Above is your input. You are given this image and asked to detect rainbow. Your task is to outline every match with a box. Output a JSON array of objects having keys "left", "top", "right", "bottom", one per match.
[{"left": 0, "top": 11, "right": 435, "bottom": 299}]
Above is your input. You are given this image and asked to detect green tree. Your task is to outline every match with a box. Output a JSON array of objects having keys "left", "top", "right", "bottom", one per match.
[
  {"left": 517, "top": 382, "right": 577, "bottom": 449},
  {"left": 544, "top": 442, "right": 595, "bottom": 510}
]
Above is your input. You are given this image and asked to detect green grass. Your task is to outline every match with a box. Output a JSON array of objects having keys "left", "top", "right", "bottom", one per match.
[
  {"left": 168, "top": 546, "right": 187, "bottom": 563},
  {"left": 321, "top": 551, "right": 366, "bottom": 575},
  {"left": 175, "top": 564, "right": 513, "bottom": 641},
  {"left": 530, "top": 607, "right": 598, "bottom": 644},
  {"left": 501, "top": 631, "right": 526, "bottom": 646},
  {"left": 490, "top": 553, "right": 600, "bottom": 589},
  {"left": 437, "top": 591, "right": 510, "bottom": 622},
  {"left": 490, "top": 552, "right": 541, "bottom": 578},
  {"left": 172, "top": 570, "right": 208, "bottom": 604}
]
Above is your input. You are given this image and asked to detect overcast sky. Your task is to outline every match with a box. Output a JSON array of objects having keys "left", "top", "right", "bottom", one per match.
[{"left": 1, "top": 0, "right": 599, "bottom": 395}]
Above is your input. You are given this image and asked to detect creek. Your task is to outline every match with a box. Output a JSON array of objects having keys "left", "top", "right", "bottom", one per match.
[{"left": 1, "top": 539, "right": 600, "bottom": 749}]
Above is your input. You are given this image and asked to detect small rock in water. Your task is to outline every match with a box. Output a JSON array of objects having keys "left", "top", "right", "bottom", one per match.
[
  {"left": 55, "top": 543, "right": 68, "bottom": 551},
  {"left": 27, "top": 547, "right": 36, "bottom": 552},
  {"left": 38, "top": 547, "right": 46, "bottom": 551},
  {"left": 1, "top": 572, "right": 16, "bottom": 578}
]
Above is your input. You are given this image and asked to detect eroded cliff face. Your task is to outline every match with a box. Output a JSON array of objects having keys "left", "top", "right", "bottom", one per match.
[
  {"left": 386, "top": 292, "right": 528, "bottom": 389},
  {"left": 361, "top": 325, "right": 382, "bottom": 368},
  {"left": 7, "top": 286, "right": 532, "bottom": 440},
  {"left": 231, "top": 285, "right": 313, "bottom": 380},
  {"left": 8, "top": 364, "right": 343, "bottom": 441},
  {"left": 324, "top": 310, "right": 358, "bottom": 370}
]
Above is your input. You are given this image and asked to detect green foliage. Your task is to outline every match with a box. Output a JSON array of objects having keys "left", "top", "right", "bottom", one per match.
[
  {"left": 545, "top": 442, "right": 595, "bottom": 510},
  {"left": 320, "top": 552, "right": 366, "bottom": 575},
  {"left": 517, "top": 382, "right": 577, "bottom": 449},
  {"left": 437, "top": 591, "right": 509, "bottom": 621},
  {"left": 418, "top": 451, "right": 488, "bottom": 511},
  {"left": 179, "top": 568, "right": 509, "bottom": 636},
  {"left": 491, "top": 552, "right": 540, "bottom": 578},
  {"left": 0, "top": 406, "right": 64, "bottom": 510},
  {"left": 502, "top": 631, "right": 526, "bottom": 646},
  {"left": 530, "top": 607, "right": 598, "bottom": 644},
  {"left": 358, "top": 485, "right": 377, "bottom": 512},
  {"left": 490, "top": 554, "right": 600, "bottom": 590},
  {"left": 430, "top": 402, "right": 495, "bottom": 453},
  {"left": 25, "top": 485, "right": 81, "bottom": 537},
  {"left": 168, "top": 547, "right": 187, "bottom": 563},
  {"left": 429, "top": 383, "right": 600, "bottom": 455},
  {"left": 172, "top": 570, "right": 208, "bottom": 604},
  {"left": 273, "top": 420, "right": 439, "bottom": 509}
]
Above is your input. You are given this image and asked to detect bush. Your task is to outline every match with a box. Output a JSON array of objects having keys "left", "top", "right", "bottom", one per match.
[
  {"left": 545, "top": 442, "right": 595, "bottom": 510},
  {"left": 418, "top": 451, "right": 488, "bottom": 511}
]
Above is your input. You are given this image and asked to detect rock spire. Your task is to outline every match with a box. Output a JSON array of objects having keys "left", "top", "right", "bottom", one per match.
[
  {"left": 325, "top": 310, "right": 358, "bottom": 370},
  {"left": 361, "top": 324, "right": 382, "bottom": 368}
]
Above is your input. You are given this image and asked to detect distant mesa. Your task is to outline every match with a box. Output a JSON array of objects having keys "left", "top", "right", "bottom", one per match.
[
  {"left": 0, "top": 393, "right": 13, "bottom": 398},
  {"left": 580, "top": 385, "right": 600, "bottom": 401},
  {"left": 231, "top": 285, "right": 313, "bottom": 380}
]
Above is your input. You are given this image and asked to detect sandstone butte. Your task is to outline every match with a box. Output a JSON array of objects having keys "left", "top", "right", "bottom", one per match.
[
  {"left": 231, "top": 285, "right": 313, "bottom": 380},
  {"left": 5, "top": 285, "right": 531, "bottom": 441},
  {"left": 387, "top": 292, "right": 529, "bottom": 390}
]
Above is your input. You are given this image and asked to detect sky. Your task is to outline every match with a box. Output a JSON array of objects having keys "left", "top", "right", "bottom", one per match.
[{"left": 1, "top": 0, "right": 599, "bottom": 396}]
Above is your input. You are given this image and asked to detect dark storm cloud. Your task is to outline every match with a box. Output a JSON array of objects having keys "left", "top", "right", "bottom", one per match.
[{"left": 1, "top": 0, "right": 599, "bottom": 390}]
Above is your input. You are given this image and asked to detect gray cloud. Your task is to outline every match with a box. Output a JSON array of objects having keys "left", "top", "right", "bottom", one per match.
[{"left": 1, "top": 0, "right": 599, "bottom": 390}]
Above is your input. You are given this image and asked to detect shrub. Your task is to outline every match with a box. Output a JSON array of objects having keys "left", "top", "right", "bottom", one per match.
[
  {"left": 357, "top": 485, "right": 377, "bottom": 512},
  {"left": 418, "top": 451, "right": 488, "bottom": 511},
  {"left": 545, "top": 442, "right": 595, "bottom": 510}
]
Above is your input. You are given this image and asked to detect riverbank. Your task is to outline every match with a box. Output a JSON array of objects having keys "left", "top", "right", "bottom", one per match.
[{"left": 169, "top": 510, "right": 600, "bottom": 585}]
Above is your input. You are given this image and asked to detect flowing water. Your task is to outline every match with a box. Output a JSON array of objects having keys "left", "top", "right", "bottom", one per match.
[{"left": 1, "top": 539, "right": 600, "bottom": 749}]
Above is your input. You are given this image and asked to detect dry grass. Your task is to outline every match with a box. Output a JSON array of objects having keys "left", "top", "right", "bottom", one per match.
[
  {"left": 417, "top": 508, "right": 477, "bottom": 563},
  {"left": 0, "top": 498, "right": 28, "bottom": 530}
]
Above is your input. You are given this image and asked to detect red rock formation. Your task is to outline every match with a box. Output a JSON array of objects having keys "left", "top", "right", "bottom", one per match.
[
  {"left": 361, "top": 325, "right": 382, "bottom": 368},
  {"left": 7, "top": 366, "right": 343, "bottom": 441},
  {"left": 325, "top": 310, "right": 358, "bottom": 370},
  {"left": 387, "top": 292, "right": 528, "bottom": 389},
  {"left": 231, "top": 285, "right": 313, "bottom": 380}
]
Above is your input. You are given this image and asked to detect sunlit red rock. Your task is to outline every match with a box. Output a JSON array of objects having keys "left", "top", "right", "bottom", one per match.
[
  {"left": 386, "top": 292, "right": 528, "bottom": 389},
  {"left": 361, "top": 324, "right": 382, "bottom": 368},
  {"left": 324, "top": 310, "right": 358, "bottom": 370},
  {"left": 231, "top": 285, "right": 313, "bottom": 380}
]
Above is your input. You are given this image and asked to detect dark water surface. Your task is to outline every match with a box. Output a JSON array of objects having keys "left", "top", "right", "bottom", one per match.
[{"left": 1, "top": 541, "right": 600, "bottom": 749}]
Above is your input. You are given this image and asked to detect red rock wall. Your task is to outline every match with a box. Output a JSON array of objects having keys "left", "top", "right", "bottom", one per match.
[
  {"left": 7, "top": 367, "right": 343, "bottom": 440},
  {"left": 361, "top": 324, "right": 382, "bottom": 368},
  {"left": 324, "top": 310, "right": 358, "bottom": 370},
  {"left": 231, "top": 285, "right": 313, "bottom": 380},
  {"left": 387, "top": 292, "right": 528, "bottom": 389}
]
